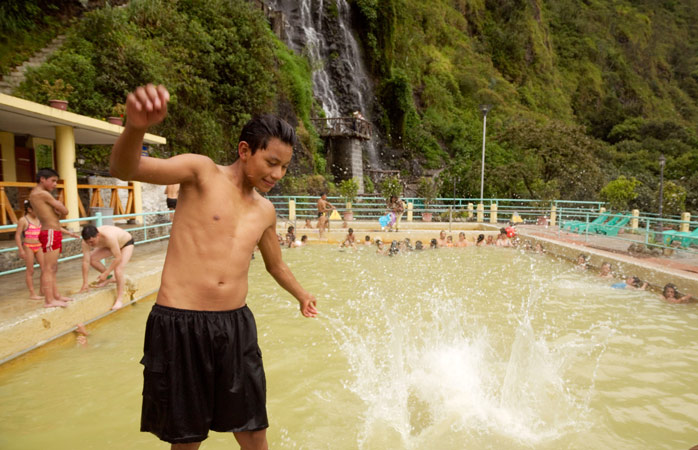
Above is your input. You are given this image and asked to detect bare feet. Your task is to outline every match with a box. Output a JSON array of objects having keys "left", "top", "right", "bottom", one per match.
[
  {"left": 75, "top": 323, "right": 89, "bottom": 336},
  {"left": 29, "top": 295, "right": 44, "bottom": 300},
  {"left": 111, "top": 299, "right": 123, "bottom": 310},
  {"left": 58, "top": 295, "right": 74, "bottom": 302},
  {"left": 44, "top": 300, "right": 68, "bottom": 308}
]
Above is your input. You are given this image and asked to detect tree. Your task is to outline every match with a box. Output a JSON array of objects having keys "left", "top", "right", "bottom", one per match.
[{"left": 599, "top": 176, "right": 640, "bottom": 211}]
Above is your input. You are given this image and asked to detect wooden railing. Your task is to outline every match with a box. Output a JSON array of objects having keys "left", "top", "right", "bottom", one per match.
[{"left": 0, "top": 181, "right": 136, "bottom": 230}]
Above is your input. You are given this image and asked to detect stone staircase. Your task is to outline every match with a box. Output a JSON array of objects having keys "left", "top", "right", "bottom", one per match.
[{"left": 0, "top": 34, "right": 66, "bottom": 95}]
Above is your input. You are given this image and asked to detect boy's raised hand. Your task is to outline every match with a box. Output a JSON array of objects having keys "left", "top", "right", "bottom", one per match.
[{"left": 125, "top": 84, "right": 170, "bottom": 131}]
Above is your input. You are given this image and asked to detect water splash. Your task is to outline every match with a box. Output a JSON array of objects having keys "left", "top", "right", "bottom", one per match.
[{"left": 322, "top": 258, "right": 611, "bottom": 448}]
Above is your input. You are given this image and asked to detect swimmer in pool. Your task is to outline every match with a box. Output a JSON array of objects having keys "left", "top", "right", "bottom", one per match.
[
  {"left": 455, "top": 232, "right": 469, "bottom": 248},
  {"left": 476, "top": 234, "right": 485, "bottom": 247},
  {"left": 110, "top": 84, "right": 317, "bottom": 449},
  {"left": 612, "top": 276, "right": 647, "bottom": 290},
  {"left": 661, "top": 283, "right": 692, "bottom": 303},
  {"left": 340, "top": 228, "right": 357, "bottom": 249},
  {"left": 436, "top": 230, "right": 448, "bottom": 248},
  {"left": 599, "top": 262, "right": 613, "bottom": 279},
  {"left": 79, "top": 225, "right": 135, "bottom": 310}
]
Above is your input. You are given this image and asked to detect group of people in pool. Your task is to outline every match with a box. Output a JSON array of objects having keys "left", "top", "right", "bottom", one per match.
[{"left": 575, "top": 254, "right": 693, "bottom": 303}]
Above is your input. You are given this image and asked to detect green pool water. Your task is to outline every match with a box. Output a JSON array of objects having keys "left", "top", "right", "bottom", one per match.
[{"left": 1, "top": 245, "right": 697, "bottom": 449}]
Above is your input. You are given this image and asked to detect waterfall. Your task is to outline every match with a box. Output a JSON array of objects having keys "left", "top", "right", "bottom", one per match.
[{"left": 269, "top": 0, "right": 381, "bottom": 169}]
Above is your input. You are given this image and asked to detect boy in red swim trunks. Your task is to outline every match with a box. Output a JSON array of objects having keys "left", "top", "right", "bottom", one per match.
[
  {"left": 110, "top": 84, "right": 318, "bottom": 449},
  {"left": 29, "top": 168, "right": 78, "bottom": 308}
]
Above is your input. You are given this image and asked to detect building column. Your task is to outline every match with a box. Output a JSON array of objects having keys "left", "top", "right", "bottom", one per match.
[
  {"left": 0, "top": 132, "right": 16, "bottom": 182},
  {"left": 407, "top": 202, "right": 413, "bottom": 222},
  {"left": 55, "top": 126, "right": 79, "bottom": 231},
  {"left": 476, "top": 203, "right": 484, "bottom": 223},
  {"left": 131, "top": 181, "right": 143, "bottom": 224}
]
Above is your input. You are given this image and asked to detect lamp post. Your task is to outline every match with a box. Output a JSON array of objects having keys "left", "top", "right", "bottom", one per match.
[
  {"left": 479, "top": 104, "right": 491, "bottom": 202},
  {"left": 656, "top": 154, "right": 666, "bottom": 242},
  {"left": 658, "top": 154, "right": 666, "bottom": 218}
]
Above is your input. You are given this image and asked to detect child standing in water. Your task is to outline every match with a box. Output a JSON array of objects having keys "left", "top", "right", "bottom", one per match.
[
  {"left": 110, "top": 84, "right": 317, "bottom": 449},
  {"left": 14, "top": 200, "right": 44, "bottom": 299}
]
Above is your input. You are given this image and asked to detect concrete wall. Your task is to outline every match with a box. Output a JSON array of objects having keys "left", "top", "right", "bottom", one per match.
[{"left": 327, "top": 137, "right": 364, "bottom": 193}]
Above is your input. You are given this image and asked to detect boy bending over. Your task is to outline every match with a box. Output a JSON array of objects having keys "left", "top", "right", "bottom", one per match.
[
  {"left": 110, "top": 84, "right": 317, "bottom": 449},
  {"left": 79, "top": 224, "right": 135, "bottom": 310}
]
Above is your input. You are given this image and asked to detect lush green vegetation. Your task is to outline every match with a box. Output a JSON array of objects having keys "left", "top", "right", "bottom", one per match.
[
  {"left": 353, "top": 0, "right": 698, "bottom": 213},
  {"left": 0, "top": 0, "right": 73, "bottom": 75},
  {"left": 5, "top": 0, "right": 698, "bottom": 213},
  {"left": 12, "top": 0, "right": 323, "bottom": 173}
]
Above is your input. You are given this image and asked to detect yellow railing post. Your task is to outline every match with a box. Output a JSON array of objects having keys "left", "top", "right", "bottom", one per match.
[
  {"left": 289, "top": 199, "right": 296, "bottom": 221},
  {"left": 407, "top": 202, "right": 413, "bottom": 222},
  {"left": 631, "top": 209, "right": 639, "bottom": 229},
  {"left": 550, "top": 205, "right": 557, "bottom": 227},
  {"left": 476, "top": 203, "right": 484, "bottom": 223},
  {"left": 680, "top": 212, "right": 691, "bottom": 233},
  {"left": 489, "top": 203, "right": 498, "bottom": 224}
]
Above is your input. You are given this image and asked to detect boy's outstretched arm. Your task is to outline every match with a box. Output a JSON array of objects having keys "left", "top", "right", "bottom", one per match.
[
  {"left": 258, "top": 223, "right": 318, "bottom": 318},
  {"left": 110, "top": 84, "right": 212, "bottom": 185}
]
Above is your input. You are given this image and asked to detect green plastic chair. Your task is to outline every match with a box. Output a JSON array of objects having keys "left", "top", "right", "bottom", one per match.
[
  {"left": 595, "top": 214, "right": 631, "bottom": 236},
  {"left": 578, "top": 214, "right": 619, "bottom": 234},
  {"left": 567, "top": 213, "right": 610, "bottom": 232}
]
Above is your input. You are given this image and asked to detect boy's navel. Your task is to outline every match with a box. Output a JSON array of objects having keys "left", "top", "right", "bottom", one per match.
[{"left": 213, "top": 215, "right": 220, "bottom": 221}]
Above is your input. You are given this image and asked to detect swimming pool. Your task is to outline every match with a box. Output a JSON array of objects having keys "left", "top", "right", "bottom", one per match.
[{"left": 1, "top": 245, "right": 697, "bottom": 448}]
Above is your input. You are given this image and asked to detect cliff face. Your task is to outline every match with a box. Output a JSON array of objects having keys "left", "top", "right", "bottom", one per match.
[{"left": 337, "top": 0, "right": 698, "bottom": 210}]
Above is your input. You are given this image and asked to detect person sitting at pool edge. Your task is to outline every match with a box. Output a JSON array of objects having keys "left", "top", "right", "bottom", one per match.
[
  {"left": 79, "top": 224, "right": 135, "bottom": 310},
  {"left": 110, "top": 84, "right": 317, "bottom": 450}
]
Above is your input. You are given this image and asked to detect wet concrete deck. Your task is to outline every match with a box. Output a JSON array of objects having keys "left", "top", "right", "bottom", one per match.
[{"left": 1, "top": 221, "right": 696, "bottom": 363}]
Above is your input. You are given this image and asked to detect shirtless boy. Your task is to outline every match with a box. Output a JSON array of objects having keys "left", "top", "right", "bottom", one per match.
[
  {"left": 110, "top": 84, "right": 317, "bottom": 449},
  {"left": 436, "top": 230, "right": 448, "bottom": 248},
  {"left": 29, "top": 168, "right": 78, "bottom": 307},
  {"left": 79, "top": 224, "right": 135, "bottom": 310},
  {"left": 316, "top": 193, "right": 334, "bottom": 238}
]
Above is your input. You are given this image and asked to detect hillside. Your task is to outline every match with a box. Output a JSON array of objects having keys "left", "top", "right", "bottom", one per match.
[
  {"left": 353, "top": 0, "right": 698, "bottom": 212},
  {"left": 4, "top": 0, "right": 698, "bottom": 213}
]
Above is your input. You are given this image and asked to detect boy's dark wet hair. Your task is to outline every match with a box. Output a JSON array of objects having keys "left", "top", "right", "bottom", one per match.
[
  {"left": 81, "top": 224, "right": 99, "bottom": 240},
  {"left": 36, "top": 167, "right": 59, "bottom": 182},
  {"left": 630, "top": 276, "right": 643, "bottom": 287},
  {"left": 663, "top": 283, "right": 679, "bottom": 297},
  {"left": 239, "top": 114, "right": 296, "bottom": 155},
  {"left": 500, "top": 228, "right": 507, "bottom": 234},
  {"left": 287, "top": 226, "right": 294, "bottom": 233},
  {"left": 477, "top": 234, "right": 485, "bottom": 243},
  {"left": 389, "top": 240, "right": 400, "bottom": 256},
  {"left": 301, "top": 235, "right": 307, "bottom": 242},
  {"left": 348, "top": 228, "right": 353, "bottom": 234},
  {"left": 365, "top": 235, "right": 370, "bottom": 241},
  {"left": 430, "top": 238, "right": 438, "bottom": 248},
  {"left": 415, "top": 240, "right": 423, "bottom": 250}
]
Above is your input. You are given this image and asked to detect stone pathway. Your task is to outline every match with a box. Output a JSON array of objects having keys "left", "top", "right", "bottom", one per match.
[{"left": 0, "top": 34, "right": 66, "bottom": 94}]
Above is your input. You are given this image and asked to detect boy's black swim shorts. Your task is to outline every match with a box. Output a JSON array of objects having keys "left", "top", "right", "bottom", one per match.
[{"left": 140, "top": 303, "right": 268, "bottom": 444}]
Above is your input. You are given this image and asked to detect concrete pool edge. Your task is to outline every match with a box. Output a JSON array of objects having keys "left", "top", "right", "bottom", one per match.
[
  {"left": 517, "top": 230, "right": 698, "bottom": 296},
  {"left": 0, "top": 268, "right": 162, "bottom": 365}
]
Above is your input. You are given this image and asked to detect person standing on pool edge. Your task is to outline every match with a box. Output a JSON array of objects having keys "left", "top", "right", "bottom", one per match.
[{"left": 110, "top": 84, "right": 318, "bottom": 449}]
